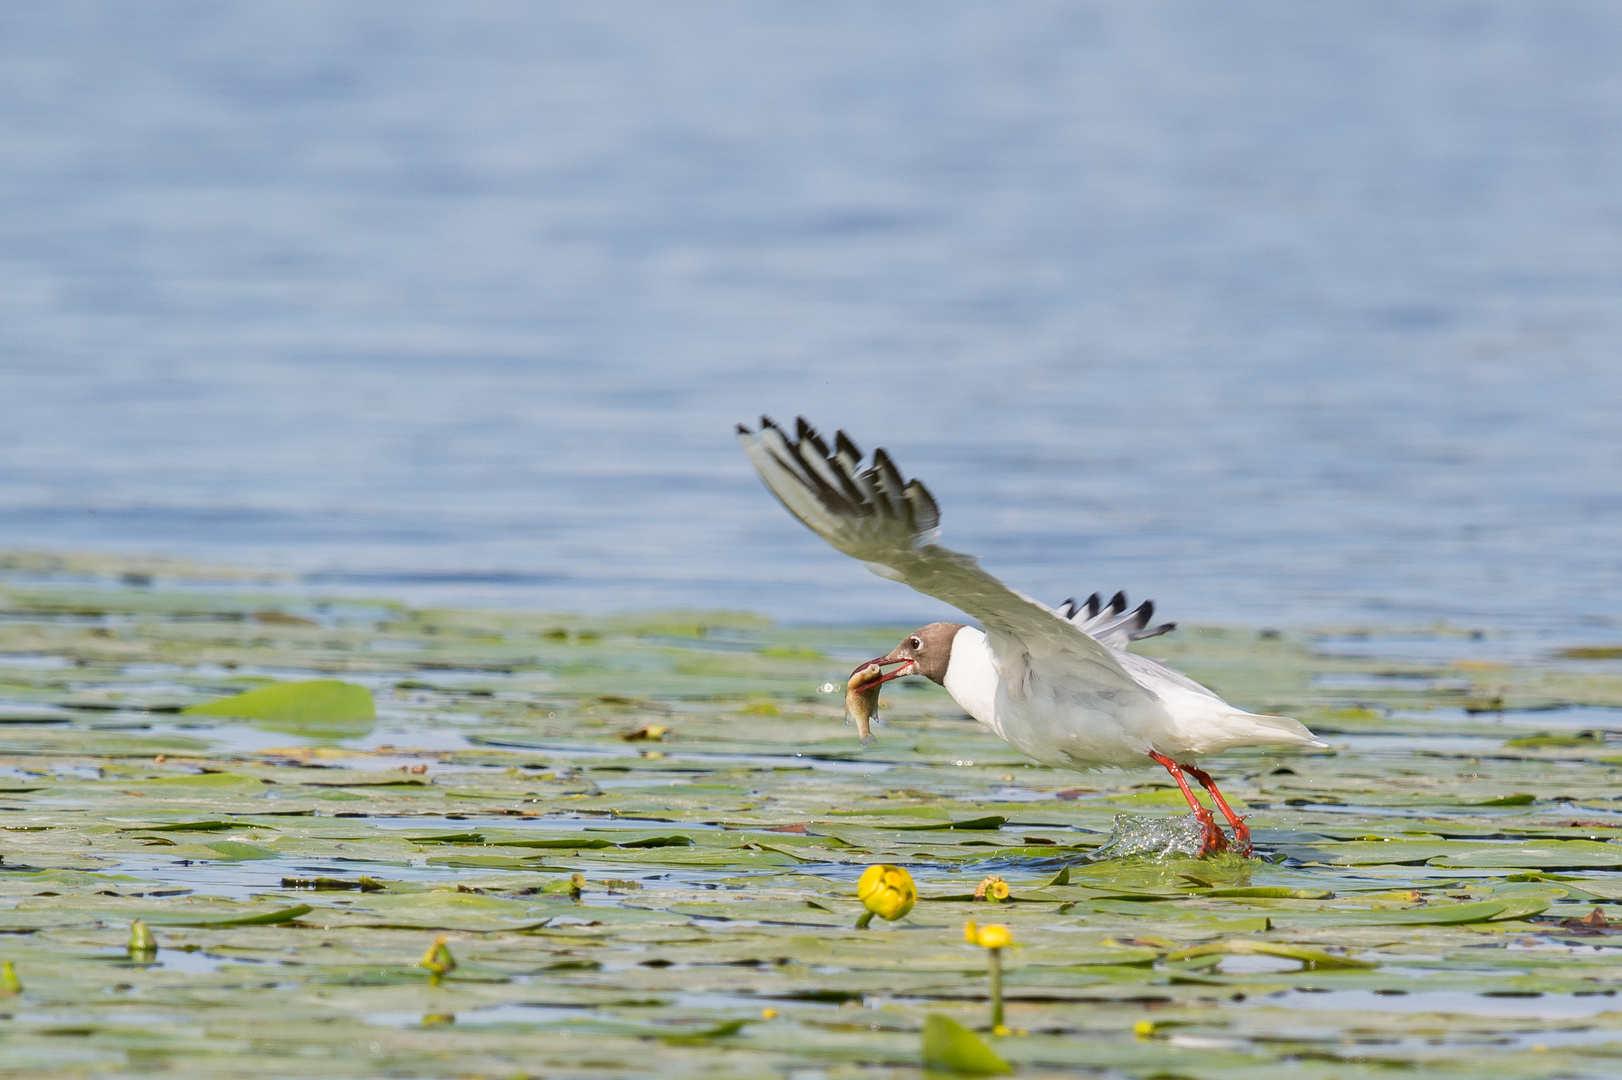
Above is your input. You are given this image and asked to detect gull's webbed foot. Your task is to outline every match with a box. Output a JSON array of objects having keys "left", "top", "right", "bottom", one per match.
[{"left": 1193, "top": 807, "right": 1228, "bottom": 857}]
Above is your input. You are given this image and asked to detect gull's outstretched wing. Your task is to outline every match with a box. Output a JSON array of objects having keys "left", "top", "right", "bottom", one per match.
[{"left": 737, "top": 416, "right": 1157, "bottom": 701}]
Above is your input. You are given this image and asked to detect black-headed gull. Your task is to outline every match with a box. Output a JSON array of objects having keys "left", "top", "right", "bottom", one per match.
[{"left": 737, "top": 416, "right": 1325, "bottom": 856}]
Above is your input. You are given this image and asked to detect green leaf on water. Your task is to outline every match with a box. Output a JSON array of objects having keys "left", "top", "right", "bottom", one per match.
[
  {"left": 1162, "top": 939, "right": 1375, "bottom": 969},
  {"left": 921, "top": 1014, "right": 1013, "bottom": 1076},
  {"left": 196, "top": 841, "right": 281, "bottom": 860},
  {"left": 1471, "top": 792, "right": 1536, "bottom": 806},
  {"left": 405, "top": 832, "right": 486, "bottom": 844},
  {"left": 115, "top": 773, "right": 268, "bottom": 795},
  {"left": 1195, "top": 886, "right": 1334, "bottom": 899},
  {"left": 1504, "top": 732, "right": 1603, "bottom": 748},
  {"left": 895, "top": 816, "right": 1008, "bottom": 831},
  {"left": 1274, "top": 840, "right": 1468, "bottom": 865},
  {"left": 1430, "top": 841, "right": 1622, "bottom": 869},
  {"left": 182, "top": 679, "right": 375, "bottom": 738},
  {"left": 1281, "top": 900, "right": 1517, "bottom": 927},
  {"left": 115, "top": 820, "right": 239, "bottom": 832},
  {"left": 172, "top": 904, "right": 314, "bottom": 927},
  {"left": 426, "top": 855, "right": 547, "bottom": 870},
  {"left": 616, "top": 834, "right": 695, "bottom": 848},
  {"left": 658, "top": 1018, "right": 749, "bottom": 1045}
]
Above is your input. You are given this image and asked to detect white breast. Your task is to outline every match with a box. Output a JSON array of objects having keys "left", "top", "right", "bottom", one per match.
[{"left": 941, "top": 625, "right": 999, "bottom": 725}]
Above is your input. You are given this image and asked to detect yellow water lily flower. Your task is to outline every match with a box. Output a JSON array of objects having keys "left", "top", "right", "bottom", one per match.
[
  {"left": 965, "top": 921, "right": 1014, "bottom": 1029},
  {"left": 973, "top": 874, "right": 1010, "bottom": 901},
  {"left": 856, "top": 864, "right": 916, "bottom": 927},
  {"left": 965, "top": 921, "right": 1013, "bottom": 949}
]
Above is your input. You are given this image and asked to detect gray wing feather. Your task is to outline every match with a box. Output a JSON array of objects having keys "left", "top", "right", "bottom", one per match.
[{"left": 739, "top": 417, "right": 1154, "bottom": 699}]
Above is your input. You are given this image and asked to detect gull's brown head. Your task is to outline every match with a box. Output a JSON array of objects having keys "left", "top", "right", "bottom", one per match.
[{"left": 849, "top": 621, "right": 965, "bottom": 689}]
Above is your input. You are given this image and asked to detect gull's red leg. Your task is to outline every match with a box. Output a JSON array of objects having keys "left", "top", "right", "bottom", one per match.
[
  {"left": 1182, "top": 763, "right": 1251, "bottom": 856},
  {"left": 1147, "top": 750, "right": 1226, "bottom": 856}
]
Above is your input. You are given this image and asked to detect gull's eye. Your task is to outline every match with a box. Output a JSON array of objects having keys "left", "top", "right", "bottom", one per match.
[{"left": 909, "top": 636, "right": 922, "bottom": 650}]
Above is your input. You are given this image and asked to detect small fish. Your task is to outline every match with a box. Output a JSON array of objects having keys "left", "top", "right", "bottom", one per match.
[{"left": 846, "top": 664, "right": 884, "bottom": 744}]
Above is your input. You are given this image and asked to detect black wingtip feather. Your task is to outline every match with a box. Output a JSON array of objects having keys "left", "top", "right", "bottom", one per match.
[
  {"left": 746, "top": 415, "right": 941, "bottom": 545},
  {"left": 803, "top": 426, "right": 831, "bottom": 460},
  {"left": 1109, "top": 591, "right": 1127, "bottom": 615},
  {"left": 906, "top": 480, "right": 940, "bottom": 534},
  {"left": 868, "top": 448, "right": 908, "bottom": 520}
]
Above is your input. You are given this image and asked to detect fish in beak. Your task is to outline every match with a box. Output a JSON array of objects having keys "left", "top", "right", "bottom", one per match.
[{"left": 844, "top": 656, "right": 917, "bottom": 743}]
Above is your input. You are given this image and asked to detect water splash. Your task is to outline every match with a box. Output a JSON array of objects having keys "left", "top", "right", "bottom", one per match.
[{"left": 1086, "top": 814, "right": 1207, "bottom": 860}]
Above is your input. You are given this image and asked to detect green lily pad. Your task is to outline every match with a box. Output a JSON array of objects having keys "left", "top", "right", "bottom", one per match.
[
  {"left": 193, "top": 840, "right": 282, "bottom": 861},
  {"left": 895, "top": 816, "right": 1009, "bottom": 831},
  {"left": 113, "top": 773, "right": 269, "bottom": 796},
  {"left": 1429, "top": 841, "right": 1622, "bottom": 869},
  {"left": 173, "top": 904, "right": 314, "bottom": 927},
  {"left": 1163, "top": 939, "right": 1375, "bottom": 969},
  {"left": 1274, "top": 840, "right": 1469, "bottom": 865},
  {"left": 658, "top": 1018, "right": 750, "bottom": 1045},
  {"left": 1195, "top": 886, "right": 1334, "bottom": 899},
  {"left": 182, "top": 679, "right": 376, "bottom": 739},
  {"left": 1282, "top": 900, "right": 1513, "bottom": 926}
]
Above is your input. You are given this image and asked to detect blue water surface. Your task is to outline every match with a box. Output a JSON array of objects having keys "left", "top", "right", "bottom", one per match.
[{"left": 1, "top": 3, "right": 1619, "bottom": 637}]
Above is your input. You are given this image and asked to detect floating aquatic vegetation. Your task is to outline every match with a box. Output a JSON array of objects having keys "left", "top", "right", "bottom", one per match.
[{"left": 2, "top": 575, "right": 1622, "bottom": 1076}]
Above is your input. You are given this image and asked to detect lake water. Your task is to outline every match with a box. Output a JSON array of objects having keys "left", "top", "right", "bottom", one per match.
[{"left": 1, "top": 3, "right": 1620, "bottom": 638}]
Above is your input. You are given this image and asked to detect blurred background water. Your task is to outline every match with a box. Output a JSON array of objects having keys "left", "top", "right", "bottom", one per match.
[{"left": 1, "top": 2, "right": 1619, "bottom": 636}]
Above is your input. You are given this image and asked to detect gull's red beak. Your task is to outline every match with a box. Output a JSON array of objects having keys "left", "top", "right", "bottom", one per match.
[{"left": 849, "top": 656, "right": 917, "bottom": 690}]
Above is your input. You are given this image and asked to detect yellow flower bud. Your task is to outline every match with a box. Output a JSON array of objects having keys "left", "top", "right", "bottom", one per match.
[
  {"left": 420, "top": 935, "right": 457, "bottom": 985},
  {"left": 127, "top": 920, "right": 158, "bottom": 960},
  {"left": 965, "top": 921, "right": 1013, "bottom": 949},
  {"left": 856, "top": 864, "right": 916, "bottom": 922}
]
